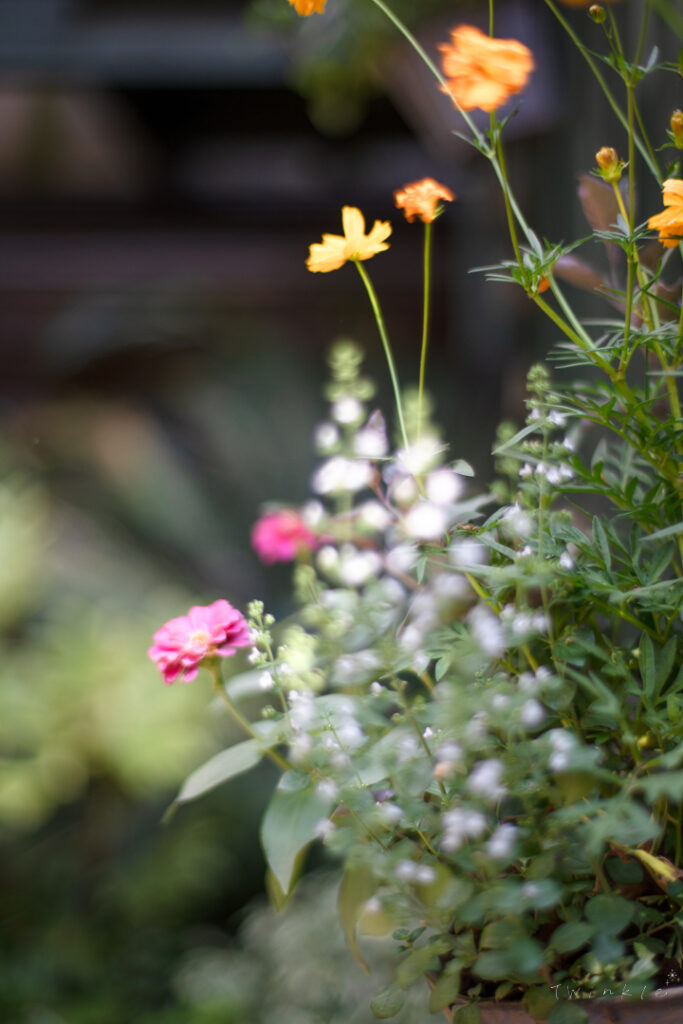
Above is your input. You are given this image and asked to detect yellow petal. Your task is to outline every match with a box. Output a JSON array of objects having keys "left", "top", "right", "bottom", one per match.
[
  {"left": 358, "top": 219, "right": 392, "bottom": 261},
  {"left": 307, "top": 234, "right": 348, "bottom": 273},
  {"left": 341, "top": 206, "right": 366, "bottom": 256}
]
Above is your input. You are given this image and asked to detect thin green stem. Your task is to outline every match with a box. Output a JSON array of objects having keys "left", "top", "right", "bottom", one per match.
[
  {"left": 367, "top": 0, "right": 485, "bottom": 150},
  {"left": 417, "top": 220, "right": 432, "bottom": 439},
  {"left": 354, "top": 259, "right": 409, "bottom": 449},
  {"left": 542, "top": 0, "right": 660, "bottom": 181},
  {"left": 209, "top": 665, "right": 291, "bottom": 772}
]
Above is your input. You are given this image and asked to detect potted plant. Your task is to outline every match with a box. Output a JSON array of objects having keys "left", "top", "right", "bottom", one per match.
[{"left": 149, "top": 1, "right": 683, "bottom": 1021}]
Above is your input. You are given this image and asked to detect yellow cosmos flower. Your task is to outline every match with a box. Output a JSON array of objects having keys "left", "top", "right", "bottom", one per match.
[
  {"left": 307, "top": 206, "right": 392, "bottom": 273},
  {"left": 288, "top": 0, "right": 326, "bottom": 14},
  {"left": 648, "top": 179, "right": 683, "bottom": 249}
]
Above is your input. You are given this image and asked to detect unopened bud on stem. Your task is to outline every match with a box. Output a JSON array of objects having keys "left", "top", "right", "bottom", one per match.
[
  {"left": 589, "top": 4, "right": 606, "bottom": 24},
  {"left": 595, "top": 147, "right": 623, "bottom": 183},
  {"left": 670, "top": 110, "right": 683, "bottom": 150}
]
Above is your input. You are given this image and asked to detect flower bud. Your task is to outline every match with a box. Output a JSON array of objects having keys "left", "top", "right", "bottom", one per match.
[
  {"left": 595, "top": 146, "right": 622, "bottom": 183},
  {"left": 589, "top": 5, "right": 606, "bottom": 24},
  {"left": 671, "top": 110, "right": 683, "bottom": 150}
]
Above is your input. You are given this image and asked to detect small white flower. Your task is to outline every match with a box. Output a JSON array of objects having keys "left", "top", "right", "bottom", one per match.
[
  {"left": 415, "top": 865, "right": 436, "bottom": 885},
  {"left": 289, "top": 733, "right": 313, "bottom": 762},
  {"left": 546, "top": 466, "right": 562, "bottom": 486},
  {"left": 520, "top": 698, "right": 545, "bottom": 729},
  {"left": 529, "top": 408, "right": 541, "bottom": 422},
  {"left": 432, "top": 573, "right": 470, "bottom": 601},
  {"left": 314, "top": 818, "right": 335, "bottom": 840},
  {"left": 549, "top": 410, "right": 566, "bottom": 427},
  {"left": 491, "top": 694, "right": 510, "bottom": 710},
  {"left": 535, "top": 666, "right": 552, "bottom": 682},
  {"left": 512, "top": 612, "right": 534, "bottom": 637},
  {"left": 436, "top": 742, "right": 462, "bottom": 764},
  {"left": 385, "top": 542, "right": 418, "bottom": 576},
  {"left": 358, "top": 500, "right": 392, "bottom": 532},
  {"left": 370, "top": 681, "right": 383, "bottom": 696},
  {"left": 449, "top": 538, "right": 486, "bottom": 567},
  {"left": 312, "top": 456, "right": 372, "bottom": 495},
  {"left": 316, "top": 545, "right": 339, "bottom": 575},
  {"left": 423, "top": 726, "right": 434, "bottom": 739},
  {"left": 377, "top": 802, "right": 402, "bottom": 824},
  {"left": 258, "top": 671, "right": 274, "bottom": 691},
  {"left": 517, "top": 545, "right": 533, "bottom": 558},
  {"left": 502, "top": 504, "right": 533, "bottom": 538},
  {"left": 467, "top": 758, "right": 506, "bottom": 801},
  {"left": 392, "top": 475, "right": 419, "bottom": 507},
  {"left": 338, "top": 547, "right": 382, "bottom": 587},
  {"left": 559, "top": 551, "right": 575, "bottom": 570},
  {"left": 363, "top": 896, "right": 382, "bottom": 915},
  {"left": 301, "top": 500, "right": 325, "bottom": 528},
  {"left": 486, "top": 823, "right": 518, "bottom": 859},
  {"left": 248, "top": 648, "right": 262, "bottom": 665},
  {"left": 397, "top": 437, "right": 442, "bottom": 475},
  {"left": 396, "top": 860, "right": 418, "bottom": 881},
  {"left": 426, "top": 468, "right": 465, "bottom": 506},
  {"left": 354, "top": 411, "right": 388, "bottom": 459},
  {"left": 532, "top": 613, "right": 549, "bottom": 633},
  {"left": 316, "top": 779, "right": 339, "bottom": 801},
  {"left": 535, "top": 462, "right": 548, "bottom": 477},
  {"left": 518, "top": 672, "right": 536, "bottom": 692},
  {"left": 314, "top": 422, "right": 339, "bottom": 453},
  {"left": 403, "top": 501, "right": 448, "bottom": 541},
  {"left": 549, "top": 751, "right": 570, "bottom": 772},
  {"left": 563, "top": 436, "right": 576, "bottom": 452},
  {"left": 519, "top": 462, "right": 533, "bottom": 479},
  {"left": 331, "top": 396, "right": 363, "bottom": 425},
  {"left": 468, "top": 605, "right": 505, "bottom": 658},
  {"left": 522, "top": 882, "right": 540, "bottom": 901}
]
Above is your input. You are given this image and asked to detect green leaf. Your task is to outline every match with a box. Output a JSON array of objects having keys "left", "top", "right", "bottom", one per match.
[
  {"left": 549, "top": 921, "right": 595, "bottom": 954},
  {"left": 548, "top": 1004, "right": 589, "bottom": 1024},
  {"left": 523, "top": 986, "right": 556, "bottom": 1020},
  {"left": 639, "top": 634, "right": 656, "bottom": 699},
  {"left": 370, "top": 984, "right": 405, "bottom": 1019},
  {"left": 592, "top": 516, "right": 611, "bottom": 571},
  {"left": 643, "top": 521, "right": 683, "bottom": 542},
  {"left": 396, "top": 944, "right": 440, "bottom": 988},
  {"left": 584, "top": 894, "right": 634, "bottom": 935},
  {"left": 337, "top": 862, "right": 377, "bottom": 972},
  {"left": 635, "top": 769, "right": 683, "bottom": 802},
  {"left": 428, "top": 960, "right": 462, "bottom": 1013},
  {"left": 172, "top": 739, "right": 262, "bottom": 807},
  {"left": 260, "top": 777, "right": 334, "bottom": 894},
  {"left": 453, "top": 1005, "right": 481, "bottom": 1024}
]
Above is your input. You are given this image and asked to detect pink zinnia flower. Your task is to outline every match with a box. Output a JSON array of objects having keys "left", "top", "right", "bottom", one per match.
[
  {"left": 148, "top": 599, "right": 249, "bottom": 684},
  {"left": 251, "top": 510, "right": 317, "bottom": 564}
]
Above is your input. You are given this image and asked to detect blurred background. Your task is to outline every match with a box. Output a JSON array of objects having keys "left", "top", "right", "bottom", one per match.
[{"left": 0, "top": 1, "right": 677, "bottom": 1021}]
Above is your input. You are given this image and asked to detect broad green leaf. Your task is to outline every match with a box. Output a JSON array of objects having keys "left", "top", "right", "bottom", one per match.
[
  {"left": 338, "top": 863, "right": 379, "bottom": 971},
  {"left": 370, "top": 984, "right": 405, "bottom": 1019},
  {"left": 549, "top": 921, "right": 595, "bottom": 954},
  {"left": 584, "top": 894, "right": 633, "bottom": 935},
  {"left": 656, "top": 637, "right": 677, "bottom": 693},
  {"left": 260, "top": 777, "right": 334, "bottom": 894},
  {"left": 396, "top": 944, "right": 440, "bottom": 988},
  {"left": 523, "top": 986, "right": 556, "bottom": 1020},
  {"left": 635, "top": 769, "right": 683, "bottom": 802},
  {"left": 428, "top": 961, "right": 462, "bottom": 1013},
  {"left": 453, "top": 1004, "right": 481, "bottom": 1024},
  {"left": 173, "top": 739, "right": 262, "bottom": 807},
  {"left": 548, "top": 1004, "right": 589, "bottom": 1024}
]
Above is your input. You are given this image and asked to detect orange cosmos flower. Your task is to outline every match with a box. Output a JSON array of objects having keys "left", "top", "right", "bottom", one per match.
[
  {"left": 394, "top": 178, "right": 455, "bottom": 224},
  {"left": 307, "top": 206, "right": 392, "bottom": 273},
  {"left": 288, "top": 0, "right": 326, "bottom": 14},
  {"left": 648, "top": 179, "right": 683, "bottom": 249},
  {"left": 439, "top": 25, "right": 534, "bottom": 113}
]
